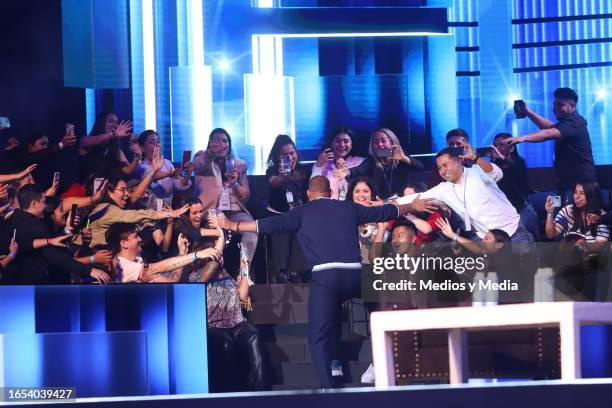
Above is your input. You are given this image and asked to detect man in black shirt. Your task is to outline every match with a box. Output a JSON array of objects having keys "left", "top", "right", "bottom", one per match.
[
  {"left": 215, "top": 176, "right": 436, "bottom": 388},
  {"left": 508, "top": 87, "right": 597, "bottom": 203},
  {"left": 2, "top": 184, "right": 110, "bottom": 284}
]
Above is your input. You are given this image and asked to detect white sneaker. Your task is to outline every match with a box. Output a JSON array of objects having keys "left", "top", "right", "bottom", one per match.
[
  {"left": 361, "top": 363, "right": 375, "bottom": 384},
  {"left": 331, "top": 359, "right": 343, "bottom": 377}
]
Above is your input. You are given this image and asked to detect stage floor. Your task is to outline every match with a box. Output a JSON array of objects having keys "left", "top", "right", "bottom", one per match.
[{"left": 5, "top": 378, "right": 612, "bottom": 407}]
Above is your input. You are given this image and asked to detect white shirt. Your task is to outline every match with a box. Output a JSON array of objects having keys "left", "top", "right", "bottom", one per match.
[
  {"left": 397, "top": 164, "right": 520, "bottom": 238},
  {"left": 134, "top": 158, "right": 191, "bottom": 207},
  {"left": 116, "top": 256, "right": 144, "bottom": 283}
]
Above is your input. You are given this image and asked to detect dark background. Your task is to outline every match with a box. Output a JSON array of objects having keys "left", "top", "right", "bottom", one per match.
[{"left": 0, "top": 0, "right": 85, "bottom": 145}]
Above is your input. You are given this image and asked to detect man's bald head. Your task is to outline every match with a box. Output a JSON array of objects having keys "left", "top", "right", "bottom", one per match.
[{"left": 308, "top": 176, "right": 331, "bottom": 199}]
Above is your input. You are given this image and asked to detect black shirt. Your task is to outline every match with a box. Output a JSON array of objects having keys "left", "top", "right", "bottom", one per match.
[
  {"left": 493, "top": 155, "right": 529, "bottom": 211},
  {"left": 554, "top": 112, "right": 597, "bottom": 189},
  {"left": 257, "top": 198, "right": 399, "bottom": 268},
  {"left": 265, "top": 164, "right": 310, "bottom": 213},
  {"left": 2, "top": 209, "right": 92, "bottom": 284},
  {"left": 349, "top": 156, "right": 424, "bottom": 199}
]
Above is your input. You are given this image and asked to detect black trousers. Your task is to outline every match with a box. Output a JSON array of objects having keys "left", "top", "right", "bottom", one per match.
[
  {"left": 207, "top": 321, "right": 270, "bottom": 392},
  {"left": 308, "top": 267, "right": 361, "bottom": 388}
]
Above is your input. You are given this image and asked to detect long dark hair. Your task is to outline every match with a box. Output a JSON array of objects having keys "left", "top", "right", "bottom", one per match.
[
  {"left": 207, "top": 128, "right": 232, "bottom": 157},
  {"left": 347, "top": 177, "right": 378, "bottom": 202},
  {"left": 320, "top": 126, "right": 357, "bottom": 155},
  {"left": 266, "top": 134, "right": 298, "bottom": 169},
  {"left": 89, "top": 111, "right": 123, "bottom": 162},
  {"left": 571, "top": 182, "right": 603, "bottom": 235}
]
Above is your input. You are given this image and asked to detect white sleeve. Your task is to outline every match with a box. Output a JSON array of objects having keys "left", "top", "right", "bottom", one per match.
[
  {"left": 310, "top": 163, "right": 323, "bottom": 178},
  {"left": 395, "top": 187, "right": 442, "bottom": 205},
  {"left": 472, "top": 162, "right": 503, "bottom": 183}
]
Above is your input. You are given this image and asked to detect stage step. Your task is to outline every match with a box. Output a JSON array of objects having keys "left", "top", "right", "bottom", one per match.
[
  {"left": 265, "top": 340, "right": 372, "bottom": 363},
  {"left": 271, "top": 361, "right": 372, "bottom": 386},
  {"left": 246, "top": 302, "right": 309, "bottom": 324},
  {"left": 250, "top": 284, "right": 310, "bottom": 304}
]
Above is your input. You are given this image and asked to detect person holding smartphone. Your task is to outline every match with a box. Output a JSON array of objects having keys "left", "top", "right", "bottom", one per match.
[
  {"left": 506, "top": 88, "right": 598, "bottom": 204},
  {"left": 488, "top": 132, "right": 541, "bottom": 241},
  {"left": 265, "top": 134, "right": 310, "bottom": 283},
  {"left": 339, "top": 128, "right": 423, "bottom": 199},
  {"left": 193, "top": 128, "right": 257, "bottom": 264},
  {"left": 132, "top": 130, "right": 192, "bottom": 209},
  {"left": 311, "top": 127, "right": 365, "bottom": 200},
  {"left": 544, "top": 182, "right": 608, "bottom": 253}
]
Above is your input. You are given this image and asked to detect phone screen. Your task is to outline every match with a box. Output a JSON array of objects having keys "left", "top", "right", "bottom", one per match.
[{"left": 514, "top": 100, "right": 526, "bottom": 119}]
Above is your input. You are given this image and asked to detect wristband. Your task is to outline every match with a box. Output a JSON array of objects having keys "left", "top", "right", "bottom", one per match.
[
  {"left": 472, "top": 153, "right": 480, "bottom": 162},
  {"left": 236, "top": 221, "right": 241, "bottom": 233},
  {"left": 90, "top": 255, "right": 95, "bottom": 264},
  {"left": 547, "top": 212, "right": 554, "bottom": 217},
  {"left": 165, "top": 210, "right": 172, "bottom": 218},
  {"left": 192, "top": 252, "right": 199, "bottom": 263},
  {"left": 46, "top": 238, "right": 49, "bottom": 246},
  {"left": 452, "top": 233, "right": 459, "bottom": 242},
  {"left": 8, "top": 252, "right": 16, "bottom": 259}
]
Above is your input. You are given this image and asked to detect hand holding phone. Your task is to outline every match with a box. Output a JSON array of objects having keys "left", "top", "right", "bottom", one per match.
[
  {"left": 375, "top": 148, "right": 393, "bottom": 159},
  {"left": 70, "top": 203, "right": 79, "bottom": 228},
  {"left": 551, "top": 196, "right": 562, "bottom": 208},
  {"left": 514, "top": 100, "right": 527, "bottom": 119},
  {"left": 53, "top": 171, "right": 60, "bottom": 186}
]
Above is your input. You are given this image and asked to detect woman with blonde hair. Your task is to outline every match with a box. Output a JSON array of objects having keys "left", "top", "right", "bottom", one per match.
[{"left": 336, "top": 128, "right": 423, "bottom": 199}]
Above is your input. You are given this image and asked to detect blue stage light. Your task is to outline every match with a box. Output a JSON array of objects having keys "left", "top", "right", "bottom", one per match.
[
  {"left": 596, "top": 88, "right": 608, "bottom": 101},
  {"left": 218, "top": 58, "right": 231, "bottom": 72}
]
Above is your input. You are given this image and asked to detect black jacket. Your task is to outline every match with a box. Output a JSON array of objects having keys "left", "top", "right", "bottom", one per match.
[
  {"left": 348, "top": 156, "right": 424, "bottom": 199},
  {"left": 2, "top": 209, "right": 92, "bottom": 284}
]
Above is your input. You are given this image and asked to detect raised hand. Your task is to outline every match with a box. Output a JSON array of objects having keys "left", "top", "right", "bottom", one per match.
[
  {"left": 170, "top": 204, "right": 190, "bottom": 218},
  {"left": 391, "top": 144, "right": 408, "bottom": 162},
  {"left": 152, "top": 146, "right": 164, "bottom": 174},
  {"left": 332, "top": 168, "right": 349, "bottom": 180},
  {"left": 544, "top": 196, "right": 554, "bottom": 213},
  {"left": 410, "top": 194, "right": 438, "bottom": 214},
  {"left": 61, "top": 124, "right": 77, "bottom": 147},
  {"left": 4, "top": 137, "right": 19, "bottom": 151},
  {"left": 315, "top": 148, "right": 334, "bottom": 167},
  {"left": 434, "top": 217, "right": 455, "bottom": 239},
  {"left": 177, "top": 233, "right": 189, "bottom": 256},
  {"left": 114, "top": 120, "right": 133, "bottom": 138},
  {"left": 17, "top": 164, "right": 37, "bottom": 179},
  {"left": 93, "top": 250, "right": 114, "bottom": 265}
]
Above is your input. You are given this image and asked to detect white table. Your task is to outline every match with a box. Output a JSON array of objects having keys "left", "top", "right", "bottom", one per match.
[{"left": 370, "top": 302, "right": 612, "bottom": 389}]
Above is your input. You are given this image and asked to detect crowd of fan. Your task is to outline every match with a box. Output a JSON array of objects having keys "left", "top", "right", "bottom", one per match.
[{"left": 0, "top": 87, "right": 610, "bottom": 390}]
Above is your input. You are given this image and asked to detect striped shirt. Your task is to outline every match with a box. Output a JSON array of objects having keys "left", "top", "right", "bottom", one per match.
[{"left": 554, "top": 205, "right": 609, "bottom": 242}]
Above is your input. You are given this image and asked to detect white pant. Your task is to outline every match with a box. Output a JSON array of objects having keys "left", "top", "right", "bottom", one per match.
[{"left": 226, "top": 210, "right": 258, "bottom": 262}]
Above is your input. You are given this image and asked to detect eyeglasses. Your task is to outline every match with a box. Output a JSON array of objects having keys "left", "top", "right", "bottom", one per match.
[{"left": 112, "top": 188, "right": 130, "bottom": 194}]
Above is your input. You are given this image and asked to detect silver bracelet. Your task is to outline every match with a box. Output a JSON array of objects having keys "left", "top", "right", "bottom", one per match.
[{"left": 90, "top": 255, "right": 95, "bottom": 264}]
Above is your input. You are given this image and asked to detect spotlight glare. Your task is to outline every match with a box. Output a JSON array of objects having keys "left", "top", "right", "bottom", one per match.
[
  {"left": 507, "top": 94, "right": 519, "bottom": 108},
  {"left": 218, "top": 59, "right": 231, "bottom": 72},
  {"left": 596, "top": 88, "right": 607, "bottom": 101}
]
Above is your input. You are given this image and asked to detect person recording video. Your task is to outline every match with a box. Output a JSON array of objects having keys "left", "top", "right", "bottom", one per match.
[{"left": 507, "top": 88, "right": 598, "bottom": 204}]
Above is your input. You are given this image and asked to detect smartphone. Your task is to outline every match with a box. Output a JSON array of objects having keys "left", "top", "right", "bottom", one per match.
[
  {"left": 226, "top": 157, "right": 235, "bottom": 174},
  {"left": 53, "top": 171, "right": 60, "bottom": 185},
  {"left": 93, "top": 178, "right": 104, "bottom": 194},
  {"left": 65, "top": 123, "right": 75, "bottom": 134},
  {"left": 514, "top": 100, "right": 527, "bottom": 119},
  {"left": 181, "top": 150, "right": 192, "bottom": 167},
  {"left": 0, "top": 117, "right": 10, "bottom": 129},
  {"left": 155, "top": 198, "right": 164, "bottom": 212},
  {"left": 12, "top": 229, "right": 16, "bottom": 241},
  {"left": 551, "top": 195, "right": 562, "bottom": 208},
  {"left": 375, "top": 148, "right": 393, "bottom": 159},
  {"left": 280, "top": 154, "right": 292, "bottom": 175},
  {"left": 449, "top": 146, "right": 465, "bottom": 157},
  {"left": 476, "top": 147, "right": 494, "bottom": 157},
  {"left": 70, "top": 203, "right": 78, "bottom": 228}
]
